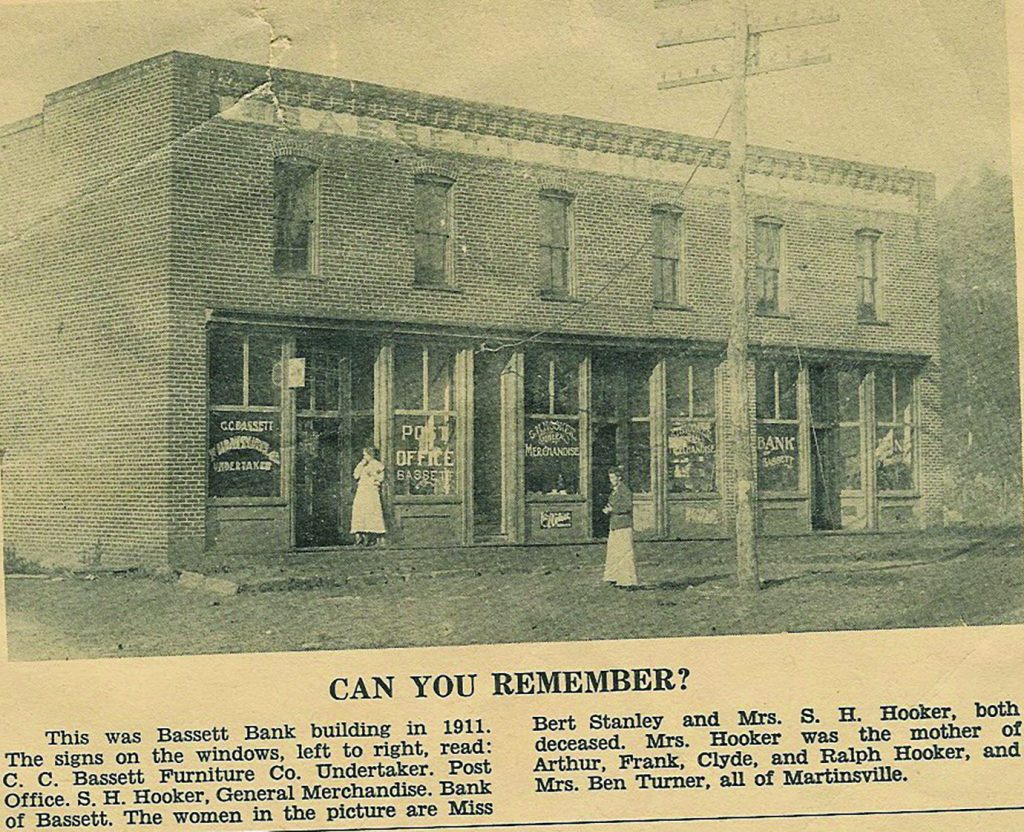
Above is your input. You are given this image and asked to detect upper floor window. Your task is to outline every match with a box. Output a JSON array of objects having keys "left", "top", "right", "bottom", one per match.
[
  {"left": 539, "top": 191, "right": 573, "bottom": 297},
  {"left": 273, "top": 157, "right": 318, "bottom": 273},
  {"left": 652, "top": 206, "right": 684, "bottom": 305},
  {"left": 755, "top": 218, "right": 783, "bottom": 315},
  {"left": 414, "top": 175, "right": 454, "bottom": 285},
  {"left": 856, "top": 229, "right": 881, "bottom": 322}
]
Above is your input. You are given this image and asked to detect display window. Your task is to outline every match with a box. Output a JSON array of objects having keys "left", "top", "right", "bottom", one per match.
[
  {"left": 207, "top": 327, "right": 284, "bottom": 499},
  {"left": 392, "top": 343, "right": 458, "bottom": 496},
  {"left": 756, "top": 361, "right": 801, "bottom": 492},
  {"left": 524, "top": 351, "right": 582, "bottom": 496},
  {"left": 666, "top": 357, "right": 718, "bottom": 494}
]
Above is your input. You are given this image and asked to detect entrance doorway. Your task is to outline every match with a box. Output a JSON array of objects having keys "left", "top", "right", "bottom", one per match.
[
  {"left": 473, "top": 350, "right": 507, "bottom": 540},
  {"left": 293, "top": 339, "right": 375, "bottom": 548},
  {"left": 590, "top": 353, "right": 654, "bottom": 539},
  {"left": 808, "top": 366, "right": 843, "bottom": 530}
]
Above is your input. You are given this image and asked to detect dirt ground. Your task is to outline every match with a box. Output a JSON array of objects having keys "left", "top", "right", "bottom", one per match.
[{"left": 4, "top": 528, "right": 1021, "bottom": 661}]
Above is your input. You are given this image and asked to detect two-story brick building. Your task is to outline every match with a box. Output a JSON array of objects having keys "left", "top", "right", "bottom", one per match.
[{"left": 0, "top": 52, "right": 941, "bottom": 570}]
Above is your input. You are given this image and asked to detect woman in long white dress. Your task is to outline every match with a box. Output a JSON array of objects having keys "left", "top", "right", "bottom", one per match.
[{"left": 351, "top": 446, "right": 386, "bottom": 545}]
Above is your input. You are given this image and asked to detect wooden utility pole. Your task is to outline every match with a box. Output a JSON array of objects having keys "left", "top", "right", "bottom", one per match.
[
  {"left": 727, "top": 0, "right": 758, "bottom": 591},
  {"left": 655, "top": 0, "right": 837, "bottom": 592}
]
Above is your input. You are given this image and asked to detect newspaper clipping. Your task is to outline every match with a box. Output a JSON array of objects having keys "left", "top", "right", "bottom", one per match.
[{"left": 1, "top": 0, "right": 1022, "bottom": 830}]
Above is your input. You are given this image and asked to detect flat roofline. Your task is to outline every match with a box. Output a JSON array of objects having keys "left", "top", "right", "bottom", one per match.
[
  {"left": 0, "top": 113, "right": 43, "bottom": 139},
  {"left": 40, "top": 50, "right": 935, "bottom": 188},
  {"left": 42, "top": 51, "right": 180, "bottom": 106}
]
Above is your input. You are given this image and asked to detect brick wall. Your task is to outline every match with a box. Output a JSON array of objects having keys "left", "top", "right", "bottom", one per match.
[{"left": 0, "top": 56, "right": 177, "bottom": 569}]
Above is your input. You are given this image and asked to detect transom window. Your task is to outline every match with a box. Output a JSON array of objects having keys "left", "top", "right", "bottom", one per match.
[
  {"left": 652, "top": 206, "right": 684, "bottom": 305},
  {"left": 273, "top": 157, "right": 318, "bottom": 273},
  {"left": 414, "top": 175, "right": 454, "bottom": 285},
  {"left": 755, "top": 218, "right": 783, "bottom": 315},
  {"left": 539, "top": 191, "right": 573, "bottom": 297}
]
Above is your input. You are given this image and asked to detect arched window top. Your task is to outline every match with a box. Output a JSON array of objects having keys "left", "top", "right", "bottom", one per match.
[
  {"left": 855, "top": 227, "right": 882, "bottom": 239},
  {"left": 274, "top": 153, "right": 319, "bottom": 170},
  {"left": 536, "top": 170, "right": 575, "bottom": 197},
  {"left": 539, "top": 186, "right": 574, "bottom": 201},
  {"left": 754, "top": 214, "right": 784, "bottom": 227},
  {"left": 412, "top": 159, "right": 458, "bottom": 182},
  {"left": 269, "top": 133, "right": 330, "bottom": 164},
  {"left": 652, "top": 201, "right": 684, "bottom": 215}
]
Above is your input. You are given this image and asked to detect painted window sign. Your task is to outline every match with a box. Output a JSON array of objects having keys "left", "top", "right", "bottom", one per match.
[
  {"left": 525, "top": 419, "right": 580, "bottom": 458},
  {"left": 525, "top": 417, "right": 581, "bottom": 495},
  {"left": 756, "top": 422, "right": 800, "bottom": 492},
  {"left": 540, "top": 510, "right": 573, "bottom": 529},
  {"left": 393, "top": 415, "right": 456, "bottom": 495},
  {"left": 668, "top": 419, "right": 716, "bottom": 493},
  {"left": 208, "top": 415, "right": 281, "bottom": 497}
]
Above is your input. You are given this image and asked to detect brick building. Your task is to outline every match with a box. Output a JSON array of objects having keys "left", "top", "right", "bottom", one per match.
[{"left": 0, "top": 52, "right": 940, "bottom": 570}]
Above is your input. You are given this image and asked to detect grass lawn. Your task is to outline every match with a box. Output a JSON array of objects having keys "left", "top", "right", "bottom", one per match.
[{"left": 5, "top": 528, "right": 1022, "bottom": 661}]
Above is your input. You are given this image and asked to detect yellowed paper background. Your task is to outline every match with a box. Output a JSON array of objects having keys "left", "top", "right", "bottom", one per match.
[{"left": 2, "top": 0, "right": 1023, "bottom": 829}]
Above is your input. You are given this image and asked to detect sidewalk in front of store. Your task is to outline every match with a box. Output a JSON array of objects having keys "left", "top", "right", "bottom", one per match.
[
  {"left": 6, "top": 526, "right": 1020, "bottom": 660},
  {"left": 187, "top": 527, "right": 990, "bottom": 594}
]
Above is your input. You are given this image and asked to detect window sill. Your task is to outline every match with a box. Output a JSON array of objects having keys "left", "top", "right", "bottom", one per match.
[
  {"left": 755, "top": 310, "right": 792, "bottom": 320},
  {"left": 274, "top": 269, "right": 322, "bottom": 280},
  {"left": 526, "top": 493, "right": 585, "bottom": 502},
  {"left": 667, "top": 492, "right": 721, "bottom": 501},
  {"left": 878, "top": 490, "right": 920, "bottom": 500},
  {"left": 393, "top": 494, "right": 461, "bottom": 505},
  {"left": 411, "top": 281, "right": 463, "bottom": 294},
  {"left": 858, "top": 318, "right": 890, "bottom": 327},
  {"left": 538, "top": 290, "right": 582, "bottom": 303},
  {"left": 207, "top": 497, "right": 288, "bottom": 507},
  {"left": 759, "top": 491, "right": 808, "bottom": 501},
  {"left": 654, "top": 301, "right": 693, "bottom": 312}
]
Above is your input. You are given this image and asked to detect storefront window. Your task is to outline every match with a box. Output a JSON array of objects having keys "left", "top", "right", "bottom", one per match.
[
  {"left": 349, "top": 347, "right": 376, "bottom": 455},
  {"left": 666, "top": 357, "right": 718, "bottom": 494},
  {"left": 875, "top": 367, "right": 916, "bottom": 491},
  {"left": 525, "top": 352, "right": 581, "bottom": 495},
  {"left": 393, "top": 344, "right": 458, "bottom": 496},
  {"left": 207, "top": 327, "right": 283, "bottom": 498},
  {"left": 838, "top": 369, "right": 864, "bottom": 490},
  {"left": 756, "top": 361, "right": 800, "bottom": 492},
  {"left": 627, "top": 371, "right": 651, "bottom": 493}
]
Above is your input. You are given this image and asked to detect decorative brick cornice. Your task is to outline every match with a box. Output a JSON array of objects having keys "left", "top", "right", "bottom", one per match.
[{"left": 47, "top": 51, "right": 932, "bottom": 198}]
